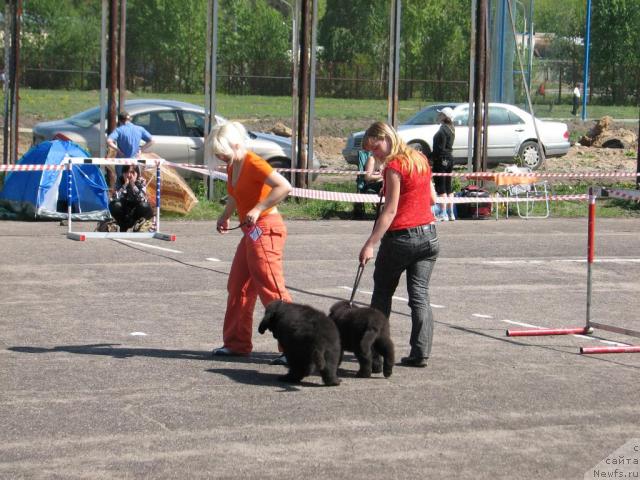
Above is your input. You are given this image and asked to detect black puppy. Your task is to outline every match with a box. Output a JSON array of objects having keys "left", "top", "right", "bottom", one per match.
[
  {"left": 329, "top": 300, "right": 395, "bottom": 378},
  {"left": 258, "top": 300, "right": 341, "bottom": 386}
]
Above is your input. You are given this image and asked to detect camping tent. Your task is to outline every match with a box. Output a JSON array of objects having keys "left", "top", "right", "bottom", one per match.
[{"left": 0, "top": 140, "right": 110, "bottom": 220}]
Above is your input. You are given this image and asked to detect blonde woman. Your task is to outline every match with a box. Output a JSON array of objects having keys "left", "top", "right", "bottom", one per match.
[
  {"left": 208, "top": 121, "right": 293, "bottom": 362},
  {"left": 359, "top": 122, "right": 439, "bottom": 368}
]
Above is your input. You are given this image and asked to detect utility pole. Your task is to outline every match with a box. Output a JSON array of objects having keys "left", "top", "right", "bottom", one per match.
[
  {"left": 118, "top": 0, "right": 127, "bottom": 110},
  {"left": 107, "top": 0, "right": 118, "bottom": 134},
  {"left": 295, "top": 0, "right": 311, "bottom": 189},
  {"left": 3, "top": 0, "right": 22, "bottom": 165},
  {"left": 472, "top": 0, "right": 488, "bottom": 172},
  {"left": 387, "top": 0, "right": 401, "bottom": 128}
]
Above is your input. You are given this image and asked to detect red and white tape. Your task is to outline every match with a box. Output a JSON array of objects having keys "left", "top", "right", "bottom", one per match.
[{"left": 607, "top": 189, "right": 640, "bottom": 202}]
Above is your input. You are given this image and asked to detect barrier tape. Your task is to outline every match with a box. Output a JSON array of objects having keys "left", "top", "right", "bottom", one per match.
[
  {"left": 606, "top": 189, "right": 640, "bottom": 202},
  {"left": 3, "top": 158, "right": 638, "bottom": 180}
]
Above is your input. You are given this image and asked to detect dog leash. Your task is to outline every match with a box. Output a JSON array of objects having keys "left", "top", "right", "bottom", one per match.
[
  {"left": 222, "top": 220, "right": 248, "bottom": 231},
  {"left": 349, "top": 263, "right": 366, "bottom": 306}
]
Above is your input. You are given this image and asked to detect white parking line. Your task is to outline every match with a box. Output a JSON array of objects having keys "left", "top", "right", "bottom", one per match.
[
  {"left": 130, "top": 332, "right": 147, "bottom": 336},
  {"left": 472, "top": 313, "right": 493, "bottom": 319},
  {"left": 116, "top": 239, "right": 182, "bottom": 253},
  {"left": 206, "top": 257, "right": 221, "bottom": 262}
]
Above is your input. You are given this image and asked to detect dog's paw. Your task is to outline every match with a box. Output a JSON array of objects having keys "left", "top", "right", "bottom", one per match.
[
  {"left": 323, "top": 377, "right": 341, "bottom": 386},
  {"left": 383, "top": 366, "right": 393, "bottom": 378},
  {"left": 371, "top": 363, "right": 383, "bottom": 374},
  {"left": 356, "top": 369, "right": 372, "bottom": 378}
]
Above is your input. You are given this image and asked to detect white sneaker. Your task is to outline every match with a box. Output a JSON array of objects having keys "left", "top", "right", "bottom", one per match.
[
  {"left": 439, "top": 214, "right": 449, "bottom": 222},
  {"left": 448, "top": 212, "right": 456, "bottom": 221}
]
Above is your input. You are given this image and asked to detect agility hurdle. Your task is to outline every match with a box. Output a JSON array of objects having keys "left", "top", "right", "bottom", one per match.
[
  {"left": 506, "top": 187, "right": 640, "bottom": 354},
  {"left": 64, "top": 157, "right": 175, "bottom": 242}
]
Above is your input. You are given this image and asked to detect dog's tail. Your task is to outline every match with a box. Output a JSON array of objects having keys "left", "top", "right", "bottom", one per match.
[{"left": 374, "top": 336, "right": 395, "bottom": 378}]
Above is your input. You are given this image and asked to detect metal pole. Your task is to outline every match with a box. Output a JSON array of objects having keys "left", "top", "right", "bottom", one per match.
[
  {"left": 290, "top": 0, "right": 299, "bottom": 188},
  {"left": 118, "top": 0, "right": 127, "bottom": 109},
  {"left": 586, "top": 187, "right": 596, "bottom": 329},
  {"left": 155, "top": 161, "right": 161, "bottom": 233},
  {"left": 528, "top": 0, "right": 534, "bottom": 96},
  {"left": 107, "top": 0, "right": 118, "bottom": 134},
  {"left": 581, "top": 0, "right": 592, "bottom": 121},
  {"left": 466, "top": 0, "right": 476, "bottom": 172},
  {"left": 99, "top": 0, "right": 108, "bottom": 157},
  {"left": 3, "top": 1, "right": 13, "bottom": 165},
  {"left": 472, "top": 0, "right": 488, "bottom": 172},
  {"left": 296, "top": 0, "right": 311, "bottom": 189},
  {"left": 66, "top": 159, "right": 73, "bottom": 233},
  {"left": 306, "top": 0, "right": 319, "bottom": 186},
  {"left": 498, "top": 0, "right": 506, "bottom": 102},
  {"left": 9, "top": 0, "right": 22, "bottom": 165},
  {"left": 204, "top": 0, "right": 219, "bottom": 200},
  {"left": 387, "top": 0, "right": 401, "bottom": 128}
]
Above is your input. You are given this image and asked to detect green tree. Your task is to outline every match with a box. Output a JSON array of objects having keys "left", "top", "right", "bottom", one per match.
[
  {"left": 401, "top": 0, "right": 470, "bottom": 101},
  {"left": 127, "top": 0, "right": 207, "bottom": 93},
  {"left": 20, "top": 0, "right": 101, "bottom": 89},
  {"left": 590, "top": 0, "right": 640, "bottom": 103}
]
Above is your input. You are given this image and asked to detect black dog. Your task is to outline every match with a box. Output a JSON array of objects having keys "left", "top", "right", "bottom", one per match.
[
  {"left": 258, "top": 300, "right": 341, "bottom": 386},
  {"left": 329, "top": 300, "right": 395, "bottom": 378}
]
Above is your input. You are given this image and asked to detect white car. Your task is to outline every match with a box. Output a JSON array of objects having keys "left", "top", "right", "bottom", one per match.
[
  {"left": 343, "top": 103, "right": 570, "bottom": 170},
  {"left": 32, "top": 99, "right": 318, "bottom": 176}
]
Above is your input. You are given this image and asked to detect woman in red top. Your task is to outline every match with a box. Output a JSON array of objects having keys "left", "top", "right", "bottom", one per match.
[
  {"left": 359, "top": 122, "right": 440, "bottom": 368},
  {"left": 208, "top": 122, "right": 293, "bottom": 359}
]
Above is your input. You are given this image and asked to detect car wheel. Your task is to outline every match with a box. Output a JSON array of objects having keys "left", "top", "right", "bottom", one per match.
[
  {"left": 518, "top": 141, "right": 544, "bottom": 170},
  {"left": 268, "top": 157, "right": 292, "bottom": 182}
]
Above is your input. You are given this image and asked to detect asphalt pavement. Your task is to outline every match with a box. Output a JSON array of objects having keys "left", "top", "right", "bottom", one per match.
[{"left": 1, "top": 217, "right": 639, "bottom": 479}]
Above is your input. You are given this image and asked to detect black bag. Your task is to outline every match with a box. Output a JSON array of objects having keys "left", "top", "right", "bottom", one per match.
[{"left": 457, "top": 185, "right": 492, "bottom": 219}]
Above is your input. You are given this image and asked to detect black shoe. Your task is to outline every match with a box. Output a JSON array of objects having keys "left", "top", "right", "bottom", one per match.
[
  {"left": 269, "top": 354, "right": 288, "bottom": 366},
  {"left": 400, "top": 356, "right": 427, "bottom": 368},
  {"left": 211, "top": 346, "right": 248, "bottom": 357}
]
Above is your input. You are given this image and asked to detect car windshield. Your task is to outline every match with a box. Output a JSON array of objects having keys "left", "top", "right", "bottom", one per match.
[
  {"left": 67, "top": 106, "right": 102, "bottom": 127},
  {"left": 404, "top": 107, "right": 440, "bottom": 125},
  {"left": 404, "top": 104, "right": 458, "bottom": 125}
]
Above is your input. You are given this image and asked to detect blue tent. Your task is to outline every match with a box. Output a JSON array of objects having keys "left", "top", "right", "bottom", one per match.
[{"left": 0, "top": 140, "right": 110, "bottom": 220}]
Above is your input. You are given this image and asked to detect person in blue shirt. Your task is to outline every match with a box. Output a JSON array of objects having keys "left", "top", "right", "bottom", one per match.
[{"left": 107, "top": 111, "right": 154, "bottom": 186}]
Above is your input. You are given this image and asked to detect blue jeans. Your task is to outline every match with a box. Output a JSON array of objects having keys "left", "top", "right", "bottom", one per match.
[{"left": 370, "top": 224, "right": 439, "bottom": 359}]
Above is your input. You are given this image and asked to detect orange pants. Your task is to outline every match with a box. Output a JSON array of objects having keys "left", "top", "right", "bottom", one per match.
[{"left": 222, "top": 214, "right": 292, "bottom": 354}]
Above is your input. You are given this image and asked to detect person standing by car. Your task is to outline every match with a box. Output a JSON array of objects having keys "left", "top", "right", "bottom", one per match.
[
  {"left": 208, "top": 121, "right": 293, "bottom": 362},
  {"left": 107, "top": 111, "right": 154, "bottom": 186},
  {"left": 358, "top": 121, "right": 439, "bottom": 368},
  {"left": 571, "top": 84, "right": 581, "bottom": 116},
  {"left": 431, "top": 107, "right": 456, "bottom": 221}
]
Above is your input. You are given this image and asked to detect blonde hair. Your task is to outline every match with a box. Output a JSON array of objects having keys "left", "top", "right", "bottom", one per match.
[
  {"left": 363, "top": 121, "right": 428, "bottom": 175},
  {"left": 206, "top": 121, "right": 247, "bottom": 158}
]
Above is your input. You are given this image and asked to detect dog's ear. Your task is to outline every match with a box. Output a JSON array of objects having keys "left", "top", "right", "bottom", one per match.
[
  {"left": 329, "top": 300, "right": 350, "bottom": 319},
  {"left": 259, "top": 300, "right": 282, "bottom": 334}
]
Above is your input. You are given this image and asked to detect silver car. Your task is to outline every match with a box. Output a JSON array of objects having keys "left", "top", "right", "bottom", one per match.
[
  {"left": 32, "top": 99, "right": 316, "bottom": 174},
  {"left": 343, "top": 102, "right": 570, "bottom": 170}
]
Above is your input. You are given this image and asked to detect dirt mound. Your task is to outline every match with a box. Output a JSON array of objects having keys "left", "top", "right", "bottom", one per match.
[{"left": 577, "top": 116, "right": 637, "bottom": 149}]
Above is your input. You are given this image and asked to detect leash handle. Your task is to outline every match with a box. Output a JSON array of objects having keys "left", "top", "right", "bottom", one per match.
[{"left": 349, "top": 263, "right": 365, "bottom": 306}]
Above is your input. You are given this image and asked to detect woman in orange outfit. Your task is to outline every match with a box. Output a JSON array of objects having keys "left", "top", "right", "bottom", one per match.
[{"left": 208, "top": 121, "right": 293, "bottom": 360}]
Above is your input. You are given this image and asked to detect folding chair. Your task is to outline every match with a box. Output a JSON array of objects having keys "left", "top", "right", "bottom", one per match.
[{"left": 502, "top": 165, "right": 549, "bottom": 219}]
